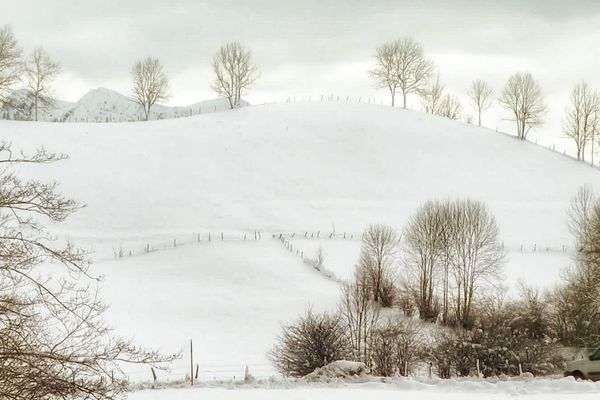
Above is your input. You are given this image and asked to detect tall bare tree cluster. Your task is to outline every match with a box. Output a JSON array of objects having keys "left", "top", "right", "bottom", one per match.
[
  {"left": 468, "top": 79, "right": 493, "bottom": 127},
  {"left": 499, "top": 72, "right": 547, "bottom": 140},
  {"left": 24, "top": 47, "right": 61, "bottom": 121},
  {"left": 370, "top": 38, "right": 434, "bottom": 109},
  {"left": 211, "top": 42, "right": 258, "bottom": 109},
  {"left": 563, "top": 82, "right": 600, "bottom": 162},
  {"left": 403, "top": 199, "right": 505, "bottom": 326},
  {"left": 0, "top": 142, "right": 175, "bottom": 399},
  {"left": 131, "top": 57, "right": 170, "bottom": 121}
]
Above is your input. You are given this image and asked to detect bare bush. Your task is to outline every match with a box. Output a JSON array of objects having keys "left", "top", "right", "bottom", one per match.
[
  {"left": 371, "top": 315, "right": 424, "bottom": 377},
  {"left": 131, "top": 57, "right": 170, "bottom": 121},
  {"left": 437, "top": 93, "right": 462, "bottom": 120},
  {"left": 211, "top": 42, "right": 258, "bottom": 109},
  {"left": 269, "top": 309, "right": 350, "bottom": 377}
]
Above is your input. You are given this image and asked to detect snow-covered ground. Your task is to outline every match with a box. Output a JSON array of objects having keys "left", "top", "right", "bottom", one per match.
[
  {"left": 3, "top": 101, "right": 600, "bottom": 390},
  {"left": 92, "top": 240, "right": 339, "bottom": 381},
  {"left": 3, "top": 102, "right": 599, "bottom": 249},
  {"left": 128, "top": 378, "right": 600, "bottom": 400}
]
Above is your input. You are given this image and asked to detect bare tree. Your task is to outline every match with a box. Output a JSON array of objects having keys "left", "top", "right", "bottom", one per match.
[
  {"left": 0, "top": 26, "right": 22, "bottom": 106},
  {"left": 499, "top": 72, "right": 547, "bottom": 140},
  {"left": 339, "top": 267, "right": 380, "bottom": 366},
  {"left": 437, "top": 94, "right": 463, "bottom": 120},
  {"left": 563, "top": 82, "right": 600, "bottom": 161},
  {"left": 370, "top": 38, "right": 433, "bottom": 109},
  {"left": 449, "top": 199, "right": 505, "bottom": 327},
  {"left": 131, "top": 57, "right": 170, "bottom": 121},
  {"left": 211, "top": 42, "right": 258, "bottom": 109},
  {"left": 0, "top": 142, "right": 176, "bottom": 399},
  {"left": 358, "top": 224, "right": 399, "bottom": 306},
  {"left": 370, "top": 41, "right": 400, "bottom": 107},
  {"left": 403, "top": 200, "right": 446, "bottom": 321},
  {"left": 24, "top": 47, "right": 61, "bottom": 121},
  {"left": 419, "top": 74, "right": 444, "bottom": 114},
  {"left": 468, "top": 79, "right": 493, "bottom": 127}
]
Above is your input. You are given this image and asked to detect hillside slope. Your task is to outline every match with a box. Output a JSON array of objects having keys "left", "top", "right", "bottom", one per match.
[{"left": 2, "top": 102, "right": 599, "bottom": 250}]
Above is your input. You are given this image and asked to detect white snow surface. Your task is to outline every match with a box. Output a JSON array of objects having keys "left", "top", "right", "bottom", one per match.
[
  {"left": 2, "top": 101, "right": 599, "bottom": 387},
  {"left": 2, "top": 101, "right": 599, "bottom": 250},
  {"left": 128, "top": 377, "right": 600, "bottom": 399}
]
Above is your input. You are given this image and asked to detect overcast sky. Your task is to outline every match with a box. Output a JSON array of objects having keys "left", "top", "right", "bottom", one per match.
[{"left": 5, "top": 0, "right": 600, "bottom": 144}]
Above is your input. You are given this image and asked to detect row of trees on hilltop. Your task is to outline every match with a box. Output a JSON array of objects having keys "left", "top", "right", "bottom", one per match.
[
  {"left": 271, "top": 188, "right": 600, "bottom": 378},
  {"left": 370, "top": 38, "right": 547, "bottom": 139},
  {"left": 370, "top": 37, "right": 600, "bottom": 160}
]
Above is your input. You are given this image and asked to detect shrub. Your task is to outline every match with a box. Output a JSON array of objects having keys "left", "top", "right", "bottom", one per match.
[
  {"left": 371, "top": 315, "right": 424, "bottom": 377},
  {"left": 269, "top": 310, "right": 350, "bottom": 377}
]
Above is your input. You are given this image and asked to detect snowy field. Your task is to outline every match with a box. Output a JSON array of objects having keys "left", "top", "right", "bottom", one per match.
[
  {"left": 91, "top": 240, "right": 339, "bottom": 381},
  {"left": 3, "top": 102, "right": 600, "bottom": 391}
]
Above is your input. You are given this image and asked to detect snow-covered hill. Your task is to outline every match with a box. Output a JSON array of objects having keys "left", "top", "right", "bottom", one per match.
[
  {"left": 1, "top": 87, "right": 238, "bottom": 122},
  {"left": 5, "top": 101, "right": 599, "bottom": 382},
  {"left": 3, "top": 101, "right": 598, "bottom": 248}
]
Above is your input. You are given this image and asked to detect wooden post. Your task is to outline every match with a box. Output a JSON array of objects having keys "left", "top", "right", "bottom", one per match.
[
  {"left": 190, "top": 339, "right": 194, "bottom": 386},
  {"left": 151, "top": 367, "right": 157, "bottom": 387},
  {"left": 195, "top": 363, "right": 199, "bottom": 380},
  {"left": 428, "top": 362, "right": 432, "bottom": 380},
  {"left": 519, "top": 363, "right": 523, "bottom": 375},
  {"left": 476, "top": 359, "right": 481, "bottom": 377},
  {"left": 404, "top": 361, "right": 408, "bottom": 377}
]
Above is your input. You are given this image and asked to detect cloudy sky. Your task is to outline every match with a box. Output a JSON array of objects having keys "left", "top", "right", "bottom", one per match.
[{"left": 5, "top": 0, "right": 600, "bottom": 144}]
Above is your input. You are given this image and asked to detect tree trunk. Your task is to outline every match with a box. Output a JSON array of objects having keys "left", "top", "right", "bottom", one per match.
[
  {"left": 478, "top": 109, "right": 481, "bottom": 127},
  {"left": 402, "top": 91, "right": 407, "bottom": 109}
]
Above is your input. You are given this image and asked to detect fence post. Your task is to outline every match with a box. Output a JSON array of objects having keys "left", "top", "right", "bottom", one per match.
[
  {"left": 190, "top": 339, "right": 194, "bottom": 386},
  {"left": 476, "top": 359, "right": 481, "bottom": 377}
]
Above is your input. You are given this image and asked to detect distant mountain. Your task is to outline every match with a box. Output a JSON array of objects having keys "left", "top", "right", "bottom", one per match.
[{"left": 1, "top": 87, "right": 243, "bottom": 123}]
